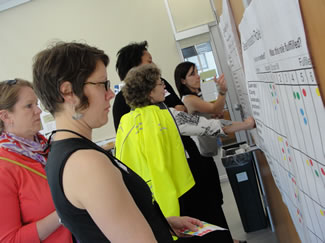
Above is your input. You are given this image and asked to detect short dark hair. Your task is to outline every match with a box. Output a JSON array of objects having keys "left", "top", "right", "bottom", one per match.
[
  {"left": 33, "top": 42, "right": 109, "bottom": 115},
  {"left": 116, "top": 41, "right": 148, "bottom": 80},
  {"left": 174, "top": 61, "right": 196, "bottom": 97},
  {"left": 0, "top": 79, "right": 33, "bottom": 133},
  {"left": 122, "top": 64, "right": 161, "bottom": 108}
]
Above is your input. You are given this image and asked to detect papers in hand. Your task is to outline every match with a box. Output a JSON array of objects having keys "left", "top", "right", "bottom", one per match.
[
  {"left": 200, "top": 69, "right": 219, "bottom": 102},
  {"left": 179, "top": 221, "right": 228, "bottom": 237}
]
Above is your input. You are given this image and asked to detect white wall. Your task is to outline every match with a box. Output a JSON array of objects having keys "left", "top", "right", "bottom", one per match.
[{"left": 0, "top": 0, "right": 182, "bottom": 141}]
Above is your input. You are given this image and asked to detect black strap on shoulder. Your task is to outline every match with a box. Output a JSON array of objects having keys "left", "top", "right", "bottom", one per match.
[{"left": 44, "top": 129, "right": 91, "bottom": 152}]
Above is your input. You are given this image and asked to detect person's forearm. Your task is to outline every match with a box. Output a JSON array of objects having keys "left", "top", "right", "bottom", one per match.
[
  {"left": 223, "top": 121, "right": 250, "bottom": 134},
  {"left": 212, "top": 95, "right": 226, "bottom": 114},
  {"left": 36, "top": 211, "right": 61, "bottom": 241}
]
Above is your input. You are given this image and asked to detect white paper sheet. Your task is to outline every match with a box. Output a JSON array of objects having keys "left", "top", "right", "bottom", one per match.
[{"left": 238, "top": 0, "right": 325, "bottom": 242}]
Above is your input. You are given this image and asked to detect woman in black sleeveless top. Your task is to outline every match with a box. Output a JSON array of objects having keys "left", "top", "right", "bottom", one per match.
[{"left": 32, "top": 42, "right": 202, "bottom": 243}]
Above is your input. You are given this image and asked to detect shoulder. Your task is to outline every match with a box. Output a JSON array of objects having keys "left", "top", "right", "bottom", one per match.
[
  {"left": 63, "top": 149, "right": 121, "bottom": 190},
  {"left": 68, "top": 149, "right": 114, "bottom": 171},
  {"left": 182, "top": 94, "right": 201, "bottom": 105}
]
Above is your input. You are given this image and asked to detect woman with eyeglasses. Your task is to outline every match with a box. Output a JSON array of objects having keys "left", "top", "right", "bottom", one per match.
[
  {"left": 0, "top": 79, "right": 73, "bottom": 242},
  {"left": 115, "top": 63, "right": 254, "bottom": 243},
  {"left": 32, "top": 42, "right": 203, "bottom": 243}
]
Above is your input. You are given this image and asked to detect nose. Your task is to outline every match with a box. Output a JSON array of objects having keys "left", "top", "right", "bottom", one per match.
[
  {"left": 106, "top": 88, "right": 115, "bottom": 100},
  {"left": 35, "top": 106, "right": 42, "bottom": 114}
]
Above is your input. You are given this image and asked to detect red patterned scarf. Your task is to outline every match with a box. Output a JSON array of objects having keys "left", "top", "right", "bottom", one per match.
[{"left": 0, "top": 132, "right": 48, "bottom": 165}]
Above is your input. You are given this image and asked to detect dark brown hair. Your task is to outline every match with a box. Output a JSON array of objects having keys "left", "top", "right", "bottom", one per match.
[
  {"left": 33, "top": 41, "right": 109, "bottom": 115},
  {"left": 174, "top": 61, "right": 197, "bottom": 97}
]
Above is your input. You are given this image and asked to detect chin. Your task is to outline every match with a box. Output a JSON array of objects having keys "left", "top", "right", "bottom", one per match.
[{"left": 95, "top": 118, "right": 108, "bottom": 129}]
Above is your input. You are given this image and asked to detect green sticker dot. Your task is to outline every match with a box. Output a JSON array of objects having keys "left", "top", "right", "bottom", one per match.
[
  {"left": 315, "top": 170, "right": 319, "bottom": 177},
  {"left": 293, "top": 92, "right": 296, "bottom": 99},
  {"left": 297, "top": 92, "right": 300, "bottom": 100}
]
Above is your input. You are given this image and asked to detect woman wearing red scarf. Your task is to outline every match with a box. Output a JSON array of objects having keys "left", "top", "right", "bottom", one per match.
[{"left": 0, "top": 79, "right": 73, "bottom": 243}]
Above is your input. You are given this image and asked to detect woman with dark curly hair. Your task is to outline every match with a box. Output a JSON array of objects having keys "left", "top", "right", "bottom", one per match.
[{"left": 115, "top": 63, "right": 254, "bottom": 243}]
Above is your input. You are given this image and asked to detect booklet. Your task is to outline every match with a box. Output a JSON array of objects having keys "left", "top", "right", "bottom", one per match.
[{"left": 180, "top": 221, "right": 228, "bottom": 237}]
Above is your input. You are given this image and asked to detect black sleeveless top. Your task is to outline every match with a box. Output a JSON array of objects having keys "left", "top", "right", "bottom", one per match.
[{"left": 45, "top": 132, "right": 173, "bottom": 243}]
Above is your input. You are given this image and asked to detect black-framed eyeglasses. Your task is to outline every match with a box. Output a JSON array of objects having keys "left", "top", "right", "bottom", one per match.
[
  {"left": 5, "top": 79, "right": 17, "bottom": 86},
  {"left": 84, "top": 80, "right": 110, "bottom": 91}
]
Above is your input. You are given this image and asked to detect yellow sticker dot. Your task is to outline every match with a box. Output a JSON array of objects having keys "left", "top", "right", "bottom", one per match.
[
  {"left": 321, "top": 210, "right": 324, "bottom": 216},
  {"left": 316, "top": 88, "right": 320, "bottom": 97}
]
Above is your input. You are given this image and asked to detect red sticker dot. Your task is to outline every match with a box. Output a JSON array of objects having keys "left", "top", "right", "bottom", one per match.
[
  {"left": 282, "top": 148, "right": 285, "bottom": 153},
  {"left": 310, "top": 159, "right": 313, "bottom": 166},
  {"left": 302, "top": 89, "right": 307, "bottom": 96},
  {"left": 286, "top": 141, "right": 288, "bottom": 147},
  {"left": 321, "top": 168, "right": 325, "bottom": 176}
]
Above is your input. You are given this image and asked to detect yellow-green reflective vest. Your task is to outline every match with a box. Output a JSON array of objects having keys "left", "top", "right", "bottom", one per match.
[{"left": 115, "top": 104, "right": 195, "bottom": 218}]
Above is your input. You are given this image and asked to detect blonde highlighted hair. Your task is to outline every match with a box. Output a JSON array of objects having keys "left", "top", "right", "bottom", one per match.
[{"left": 0, "top": 78, "right": 33, "bottom": 133}]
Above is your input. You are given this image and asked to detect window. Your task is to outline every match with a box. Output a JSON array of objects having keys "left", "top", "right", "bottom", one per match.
[{"left": 181, "top": 42, "right": 218, "bottom": 75}]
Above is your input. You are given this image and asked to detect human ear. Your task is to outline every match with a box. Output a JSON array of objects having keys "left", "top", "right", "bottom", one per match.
[
  {"left": 59, "top": 81, "right": 76, "bottom": 103},
  {"left": 0, "top": 110, "right": 10, "bottom": 124}
]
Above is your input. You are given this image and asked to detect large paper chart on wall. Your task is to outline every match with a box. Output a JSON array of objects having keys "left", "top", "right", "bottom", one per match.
[
  {"left": 239, "top": 0, "right": 325, "bottom": 242},
  {"left": 219, "top": 0, "right": 252, "bottom": 118}
]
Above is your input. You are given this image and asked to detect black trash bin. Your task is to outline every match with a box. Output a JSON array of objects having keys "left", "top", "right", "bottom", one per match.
[{"left": 221, "top": 142, "right": 267, "bottom": 233}]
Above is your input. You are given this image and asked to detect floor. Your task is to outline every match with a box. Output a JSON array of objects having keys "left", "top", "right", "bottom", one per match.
[{"left": 221, "top": 180, "right": 278, "bottom": 243}]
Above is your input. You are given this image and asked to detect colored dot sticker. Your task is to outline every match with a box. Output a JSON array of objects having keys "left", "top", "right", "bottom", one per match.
[
  {"left": 284, "top": 156, "right": 286, "bottom": 161},
  {"left": 315, "top": 170, "right": 319, "bottom": 177},
  {"left": 282, "top": 148, "right": 285, "bottom": 153},
  {"left": 286, "top": 141, "right": 288, "bottom": 147},
  {"left": 304, "top": 117, "right": 307, "bottom": 125},
  {"left": 310, "top": 160, "right": 313, "bottom": 166},
  {"left": 302, "top": 89, "right": 307, "bottom": 96},
  {"left": 321, "top": 168, "right": 325, "bottom": 176},
  {"left": 293, "top": 92, "right": 296, "bottom": 99},
  {"left": 321, "top": 210, "right": 324, "bottom": 216},
  {"left": 300, "top": 108, "right": 304, "bottom": 116},
  {"left": 316, "top": 88, "right": 320, "bottom": 96},
  {"left": 277, "top": 98, "right": 279, "bottom": 104},
  {"left": 299, "top": 218, "right": 302, "bottom": 223},
  {"left": 296, "top": 92, "right": 300, "bottom": 100},
  {"left": 306, "top": 160, "right": 310, "bottom": 166},
  {"left": 269, "top": 84, "right": 272, "bottom": 89},
  {"left": 278, "top": 137, "right": 283, "bottom": 142},
  {"left": 271, "top": 92, "right": 274, "bottom": 97},
  {"left": 289, "top": 157, "right": 292, "bottom": 162}
]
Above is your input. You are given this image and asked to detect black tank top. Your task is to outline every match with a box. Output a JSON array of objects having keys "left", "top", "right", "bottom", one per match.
[{"left": 45, "top": 131, "right": 173, "bottom": 243}]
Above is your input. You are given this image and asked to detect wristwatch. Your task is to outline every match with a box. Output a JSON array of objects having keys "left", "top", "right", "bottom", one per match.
[{"left": 219, "top": 91, "right": 227, "bottom": 96}]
